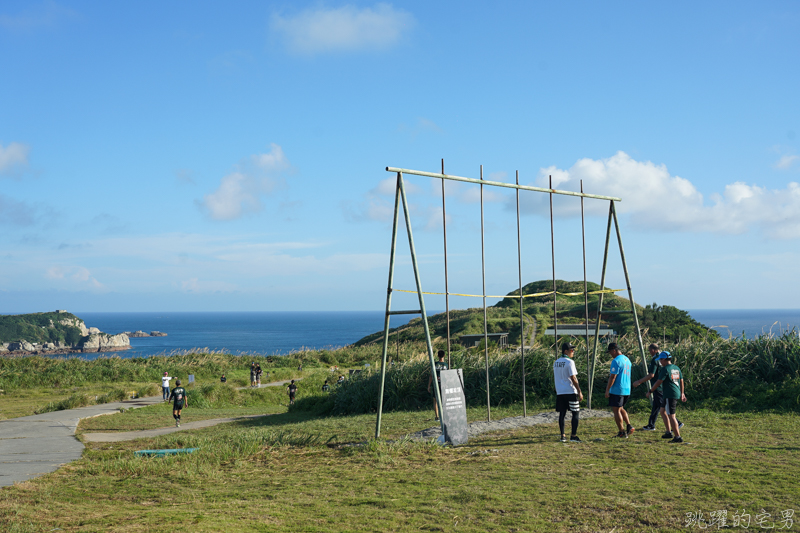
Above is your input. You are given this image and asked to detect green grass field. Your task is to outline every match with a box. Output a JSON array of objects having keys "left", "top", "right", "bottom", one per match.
[
  {"left": 2, "top": 338, "right": 800, "bottom": 532},
  {"left": 2, "top": 403, "right": 798, "bottom": 532}
]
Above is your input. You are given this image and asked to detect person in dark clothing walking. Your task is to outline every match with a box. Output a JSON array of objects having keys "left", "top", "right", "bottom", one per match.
[
  {"left": 633, "top": 344, "right": 683, "bottom": 431},
  {"left": 427, "top": 350, "right": 449, "bottom": 421},
  {"left": 169, "top": 379, "right": 188, "bottom": 427}
]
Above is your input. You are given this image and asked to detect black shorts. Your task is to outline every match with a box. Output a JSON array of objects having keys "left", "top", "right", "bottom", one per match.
[
  {"left": 173, "top": 402, "right": 184, "bottom": 410},
  {"left": 556, "top": 394, "right": 580, "bottom": 413},
  {"left": 663, "top": 397, "right": 678, "bottom": 415},
  {"left": 608, "top": 394, "right": 629, "bottom": 408},
  {"left": 289, "top": 393, "right": 296, "bottom": 400},
  {"left": 651, "top": 389, "right": 664, "bottom": 407}
]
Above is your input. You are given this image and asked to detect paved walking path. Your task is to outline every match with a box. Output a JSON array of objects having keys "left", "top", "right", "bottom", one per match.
[
  {"left": 82, "top": 414, "right": 269, "bottom": 443},
  {"left": 0, "top": 378, "right": 299, "bottom": 488}
]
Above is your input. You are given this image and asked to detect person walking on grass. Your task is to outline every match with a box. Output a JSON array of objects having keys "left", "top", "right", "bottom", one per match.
[
  {"left": 169, "top": 379, "right": 188, "bottom": 428},
  {"left": 287, "top": 379, "right": 298, "bottom": 405},
  {"left": 255, "top": 364, "right": 262, "bottom": 388},
  {"left": 553, "top": 342, "right": 583, "bottom": 443},
  {"left": 250, "top": 362, "right": 257, "bottom": 388},
  {"left": 427, "top": 350, "right": 449, "bottom": 421},
  {"left": 161, "top": 372, "right": 173, "bottom": 402},
  {"left": 605, "top": 342, "right": 634, "bottom": 438},
  {"left": 632, "top": 344, "right": 683, "bottom": 432},
  {"left": 646, "top": 352, "right": 687, "bottom": 443}
]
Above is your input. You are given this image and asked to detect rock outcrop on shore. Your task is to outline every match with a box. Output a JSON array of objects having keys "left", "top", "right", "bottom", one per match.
[
  {"left": 123, "top": 331, "right": 167, "bottom": 337},
  {"left": 0, "top": 310, "right": 133, "bottom": 356}
]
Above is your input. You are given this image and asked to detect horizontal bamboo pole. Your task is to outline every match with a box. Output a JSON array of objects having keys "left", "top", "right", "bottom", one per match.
[{"left": 386, "top": 167, "right": 622, "bottom": 202}]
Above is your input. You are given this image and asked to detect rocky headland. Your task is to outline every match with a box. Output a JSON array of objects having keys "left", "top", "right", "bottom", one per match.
[{"left": 0, "top": 311, "right": 131, "bottom": 357}]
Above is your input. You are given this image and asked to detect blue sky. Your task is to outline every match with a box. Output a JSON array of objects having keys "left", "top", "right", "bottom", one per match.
[{"left": 1, "top": 1, "right": 799, "bottom": 313}]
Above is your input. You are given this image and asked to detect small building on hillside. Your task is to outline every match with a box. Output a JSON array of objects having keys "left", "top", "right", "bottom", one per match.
[
  {"left": 459, "top": 333, "right": 509, "bottom": 349},
  {"left": 543, "top": 323, "right": 616, "bottom": 339}
]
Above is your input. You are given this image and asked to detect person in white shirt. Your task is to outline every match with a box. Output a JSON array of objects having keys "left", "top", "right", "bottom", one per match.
[
  {"left": 161, "top": 372, "right": 173, "bottom": 402},
  {"left": 553, "top": 342, "right": 584, "bottom": 442}
]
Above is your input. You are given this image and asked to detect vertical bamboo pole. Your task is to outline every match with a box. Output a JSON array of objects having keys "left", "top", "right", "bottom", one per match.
[
  {"left": 611, "top": 202, "right": 650, "bottom": 380},
  {"left": 441, "top": 159, "right": 451, "bottom": 368},
  {"left": 375, "top": 172, "right": 403, "bottom": 439},
  {"left": 480, "top": 165, "right": 491, "bottom": 422},
  {"left": 398, "top": 174, "right": 445, "bottom": 436},
  {"left": 581, "top": 181, "right": 590, "bottom": 394},
  {"left": 515, "top": 170, "right": 527, "bottom": 417},
  {"left": 549, "top": 175, "right": 558, "bottom": 356},
  {"left": 589, "top": 202, "right": 614, "bottom": 410}
]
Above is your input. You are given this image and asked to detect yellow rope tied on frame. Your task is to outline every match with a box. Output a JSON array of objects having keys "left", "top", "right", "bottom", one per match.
[{"left": 391, "top": 288, "right": 623, "bottom": 299}]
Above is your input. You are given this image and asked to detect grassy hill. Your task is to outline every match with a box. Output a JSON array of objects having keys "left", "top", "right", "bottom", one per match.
[
  {"left": 0, "top": 311, "right": 85, "bottom": 346},
  {"left": 355, "top": 279, "right": 716, "bottom": 348}
]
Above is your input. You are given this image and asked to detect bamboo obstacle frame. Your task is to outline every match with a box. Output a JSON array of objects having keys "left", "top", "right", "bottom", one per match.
[{"left": 374, "top": 162, "right": 651, "bottom": 439}]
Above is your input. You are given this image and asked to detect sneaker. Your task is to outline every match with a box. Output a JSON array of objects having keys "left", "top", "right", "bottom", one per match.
[
  {"left": 626, "top": 425, "right": 636, "bottom": 436},
  {"left": 176, "top": 420, "right": 179, "bottom": 427},
  {"left": 570, "top": 436, "right": 582, "bottom": 442},
  {"left": 560, "top": 435, "right": 568, "bottom": 442},
  {"left": 641, "top": 425, "right": 656, "bottom": 431},
  {"left": 678, "top": 421, "right": 684, "bottom": 429},
  {"left": 616, "top": 431, "right": 628, "bottom": 439},
  {"left": 661, "top": 432, "right": 674, "bottom": 439},
  {"left": 669, "top": 436, "right": 683, "bottom": 443}
]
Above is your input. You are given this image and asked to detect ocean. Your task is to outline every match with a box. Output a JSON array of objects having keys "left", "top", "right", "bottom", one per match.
[
  {"left": 685, "top": 309, "right": 800, "bottom": 339},
  {"left": 73, "top": 311, "right": 417, "bottom": 360},
  {"left": 39, "top": 309, "right": 800, "bottom": 361}
]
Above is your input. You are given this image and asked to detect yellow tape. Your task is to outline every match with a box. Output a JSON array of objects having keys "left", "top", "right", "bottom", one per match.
[{"left": 392, "top": 288, "right": 623, "bottom": 298}]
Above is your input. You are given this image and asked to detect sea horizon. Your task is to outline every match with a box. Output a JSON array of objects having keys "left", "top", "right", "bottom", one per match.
[{"left": 5, "top": 308, "right": 800, "bottom": 361}]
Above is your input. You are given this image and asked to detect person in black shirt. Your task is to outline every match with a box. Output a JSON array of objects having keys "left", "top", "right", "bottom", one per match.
[
  {"left": 169, "top": 379, "right": 188, "bottom": 428},
  {"left": 287, "top": 380, "right": 298, "bottom": 405},
  {"left": 427, "top": 350, "right": 449, "bottom": 421}
]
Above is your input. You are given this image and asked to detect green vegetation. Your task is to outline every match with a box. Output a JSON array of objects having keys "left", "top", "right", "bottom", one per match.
[
  {"left": 356, "top": 280, "right": 718, "bottom": 349},
  {"left": 2, "top": 323, "right": 800, "bottom": 531},
  {"left": 314, "top": 330, "right": 800, "bottom": 416},
  {"left": 2, "top": 408, "right": 798, "bottom": 532},
  {"left": 0, "top": 311, "right": 85, "bottom": 346}
]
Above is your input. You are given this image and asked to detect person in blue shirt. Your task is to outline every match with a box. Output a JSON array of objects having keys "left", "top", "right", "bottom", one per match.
[{"left": 604, "top": 342, "right": 634, "bottom": 438}]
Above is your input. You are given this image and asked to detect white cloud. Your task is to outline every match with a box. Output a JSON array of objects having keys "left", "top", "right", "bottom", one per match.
[
  {"left": 342, "top": 176, "right": 423, "bottom": 223},
  {"left": 271, "top": 3, "right": 414, "bottom": 55},
  {"left": 200, "top": 144, "right": 290, "bottom": 221},
  {"left": 775, "top": 154, "right": 800, "bottom": 170},
  {"left": 521, "top": 151, "right": 800, "bottom": 239},
  {"left": 0, "top": 142, "right": 30, "bottom": 175},
  {"left": 45, "top": 265, "right": 104, "bottom": 289}
]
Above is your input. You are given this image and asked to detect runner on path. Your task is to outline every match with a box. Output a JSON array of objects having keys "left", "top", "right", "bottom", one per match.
[
  {"left": 287, "top": 380, "right": 298, "bottom": 405},
  {"left": 169, "top": 379, "right": 188, "bottom": 427}
]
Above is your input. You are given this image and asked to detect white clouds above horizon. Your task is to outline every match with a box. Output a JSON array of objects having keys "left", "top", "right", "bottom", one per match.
[
  {"left": 775, "top": 154, "right": 800, "bottom": 170},
  {"left": 200, "top": 144, "right": 290, "bottom": 221},
  {"left": 271, "top": 3, "right": 415, "bottom": 55},
  {"left": 521, "top": 151, "right": 800, "bottom": 239},
  {"left": 0, "top": 142, "right": 30, "bottom": 175}
]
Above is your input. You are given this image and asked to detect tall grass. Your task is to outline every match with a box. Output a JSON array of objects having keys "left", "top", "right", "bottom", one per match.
[{"left": 296, "top": 330, "right": 800, "bottom": 415}]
